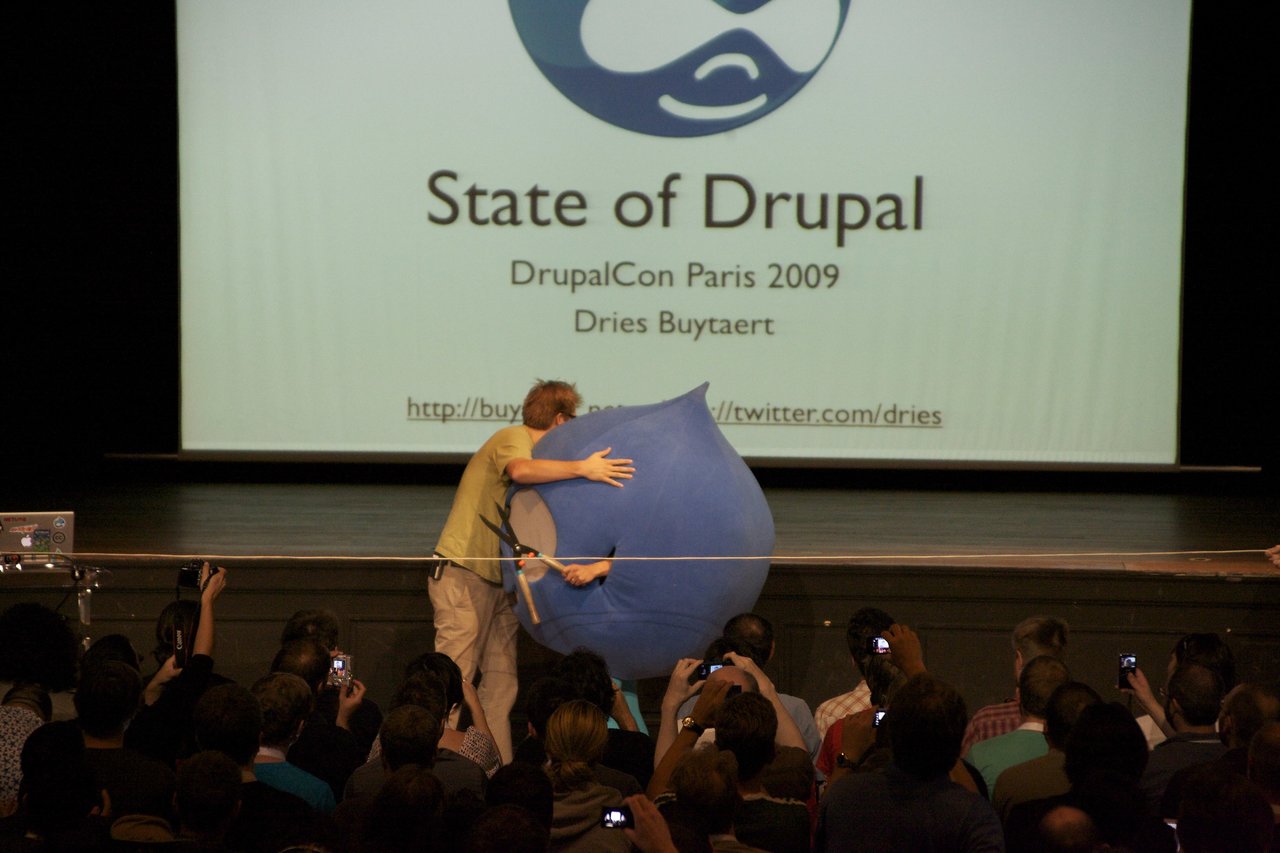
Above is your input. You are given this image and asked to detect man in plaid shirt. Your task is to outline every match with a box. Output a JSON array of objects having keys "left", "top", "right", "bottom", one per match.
[
  {"left": 814, "top": 607, "right": 897, "bottom": 739},
  {"left": 961, "top": 615, "right": 1069, "bottom": 755}
]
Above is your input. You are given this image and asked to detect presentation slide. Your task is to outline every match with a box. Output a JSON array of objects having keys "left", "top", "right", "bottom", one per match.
[{"left": 179, "top": 0, "right": 1191, "bottom": 464}]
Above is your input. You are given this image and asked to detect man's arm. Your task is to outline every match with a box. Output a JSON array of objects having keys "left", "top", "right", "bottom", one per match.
[
  {"left": 655, "top": 659, "right": 703, "bottom": 769},
  {"left": 506, "top": 447, "right": 634, "bottom": 487},
  {"left": 647, "top": 678, "right": 731, "bottom": 800}
]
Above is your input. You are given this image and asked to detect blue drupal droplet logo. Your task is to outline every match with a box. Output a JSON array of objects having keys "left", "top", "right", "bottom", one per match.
[{"left": 509, "top": 0, "right": 852, "bottom": 138}]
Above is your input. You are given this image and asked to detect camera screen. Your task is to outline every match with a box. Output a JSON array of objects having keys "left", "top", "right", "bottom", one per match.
[
  {"left": 332, "top": 659, "right": 345, "bottom": 671},
  {"left": 873, "top": 708, "right": 887, "bottom": 727},
  {"left": 870, "top": 637, "right": 890, "bottom": 654},
  {"left": 600, "top": 807, "right": 633, "bottom": 829}
]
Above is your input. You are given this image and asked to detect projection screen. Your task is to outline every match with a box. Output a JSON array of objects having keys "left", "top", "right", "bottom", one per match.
[{"left": 179, "top": 0, "right": 1192, "bottom": 465}]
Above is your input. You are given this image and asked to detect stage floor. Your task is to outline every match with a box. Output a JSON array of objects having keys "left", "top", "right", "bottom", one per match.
[{"left": 13, "top": 478, "right": 1277, "bottom": 578}]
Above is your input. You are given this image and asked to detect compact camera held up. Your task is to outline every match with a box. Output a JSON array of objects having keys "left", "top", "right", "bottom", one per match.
[{"left": 177, "top": 559, "right": 221, "bottom": 592}]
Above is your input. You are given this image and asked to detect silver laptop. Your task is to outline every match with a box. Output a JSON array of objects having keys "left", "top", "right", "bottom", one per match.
[{"left": 0, "top": 511, "right": 75, "bottom": 558}]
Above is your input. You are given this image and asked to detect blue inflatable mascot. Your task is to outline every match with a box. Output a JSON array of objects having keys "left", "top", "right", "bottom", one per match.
[{"left": 501, "top": 384, "right": 774, "bottom": 680}]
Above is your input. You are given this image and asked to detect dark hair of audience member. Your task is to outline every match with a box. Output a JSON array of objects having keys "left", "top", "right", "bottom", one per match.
[
  {"left": 1176, "top": 764, "right": 1273, "bottom": 853},
  {"left": 1018, "top": 655, "right": 1072, "bottom": 718},
  {"left": 524, "top": 676, "right": 578, "bottom": 738},
  {"left": 152, "top": 600, "right": 199, "bottom": 668},
  {"left": 886, "top": 673, "right": 968, "bottom": 780},
  {"left": 1174, "top": 632, "right": 1237, "bottom": 692},
  {"left": 404, "top": 651, "right": 464, "bottom": 712},
  {"left": 1043, "top": 682, "right": 1103, "bottom": 750},
  {"left": 18, "top": 720, "right": 104, "bottom": 837},
  {"left": 74, "top": 659, "right": 143, "bottom": 738},
  {"left": 701, "top": 635, "right": 749, "bottom": 662},
  {"left": 543, "top": 699, "right": 606, "bottom": 792},
  {"left": 382, "top": 704, "right": 444, "bottom": 771},
  {"left": 669, "top": 747, "right": 740, "bottom": 837},
  {"left": 194, "top": 683, "right": 263, "bottom": 766},
  {"left": 280, "top": 608, "right": 341, "bottom": 652},
  {"left": 723, "top": 613, "right": 773, "bottom": 669},
  {"left": 1223, "top": 682, "right": 1280, "bottom": 748},
  {"left": 465, "top": 803, "right": 549, "bottom": 853},
  {"left": 271, "top": 637, "right": 331, "bottom": 692},
  {"left": 845, "top": 607, "right": 895, "bottom": 668},
  {"left": 1167, "top": 663, "right": 1225, "bottom": 726},
  {"left": 358, "top": 764, "right": 444, "bottom": 853},
  {"left": 1063, "top": 702, "right": 1149, "bottom": 786},
  {"left": 81, "top": 633, "right": 143, "bottom": 673},
  {"left": 391, "top": 670, "right": 449, "bottom": 717},
  {"left": 1012, "top": 615, "right": 1069, "bottom": 661},
  {"left": 1249, "top": 720, "right": 1280, "bottom": 797},
  {"left": 551, "top": 647, "right": 614, "bottom": 716},
  {"left": 714, "top": 692, "right": 777, "bottom": 781},
  {"left": 486, "top": 761, "right": 554, "bottom": 830},
  {"left": 252, "top": 671, "right": 314, "bottom": 747},
  {"left": 0, "top": 602, "right": 79, "bottom": 692},
  {"left": 176, "top": 750, "right": 243, "bottom": 837},
  {"left": 1037, "top": 805, "right": 1098, "bottom": 853}
]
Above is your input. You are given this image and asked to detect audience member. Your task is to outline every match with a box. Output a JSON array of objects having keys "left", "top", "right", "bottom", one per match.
[
  {"left": 486, "top": 761, "right": 554, "bottom": 831},
  {"left": 553, "top": 647, "right": 655, "bottom": 787},
  {"left": 0, "top": 720, "right": 111, "bottom": 850},
  {"left": 1125, "top": 632, "right": 1236, "bottom": 748},
  {"left": 354, "top": 764, "right": 444, "bottom": 853},
  {"left": 0, "top": 602, "right": 80, "bottom": 721},
  {"left": 1159, "top": 680, "right": 1280, "bottom": 818},
  {"left": 76, "top": 658, "right": 176, "bottom": 822},
  {"left": 1175, "top": 763, "right": 1273, "bottom": 853},
  {"left": 126, "top": 564, "right": 232, "bottom": 768},
  {"left": 1246, "top": 721, "right": 1280, "bottom": 851},
  {"left": 966, "top": 654, "right": 1071, "bottom": 794},
  {"left": 513, "top": 675, "right": 641, "bottom": 797},
  {"left": 402, "top": 651, "right": 501, "bottom": 777},
  {"left": 466, "top": 802, "right": 549, "bottom": 853},
  {"left": 193, "top": 683, "right": 329, "bottom": 853},
  {"left": 720, "top": 614, "right": 822, "bottom": 764},
  {"left": 815, "top": 673, "right": 1003, "bottom": 852},
  {"left": 251, "top": 671, "right": 336, "bottom": 813},
  {"left": 1139, "top": 663, "right": 1227, "bottom": 810},
  {"left": 174, "top": 750, "right": 244, "bottom": 848},
  {"left": 271, "top": 636, "right": 368, "bottom": 799},
  {"left": 712, "top": 691, "right": 809, "bottom": 853},
  {"left": 344, "top": 673, "right": 486, "bottom": 800},
  {"left": 814, "top": 607, "right": 895, "bottom": 738},
  {"left": 660, "top": 747, "right": 743, "bottom": 852},
  {"left": 962, "top": 615, "right": 1069, "bottom": 754},
  {"left": 991, "top": 681, "right": 1102, "bottom": 820},
  {"left": 543, "top": 700, "right": 629, "bottom": 853},
  {"left": 0, "top": 683, "right": 50, "bottom": 818}
]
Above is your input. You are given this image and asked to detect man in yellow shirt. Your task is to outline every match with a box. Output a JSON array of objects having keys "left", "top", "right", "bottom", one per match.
[{"left": 430, "top": 379, "right": 633, "bottom": 762}]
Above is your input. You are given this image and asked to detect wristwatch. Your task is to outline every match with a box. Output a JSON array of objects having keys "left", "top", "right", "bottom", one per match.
[{"left": 679, "top": 715, "right": 706, "bottom": 736}]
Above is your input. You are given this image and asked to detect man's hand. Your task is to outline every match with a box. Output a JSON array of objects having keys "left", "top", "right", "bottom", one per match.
[
  {"left": 723, "top": 652, "right": 777, "bottom": 698},
  {"left": 840, "top": 708, "right": 877, "bottom": 763},
  {"left": 624, "top": 794, "right": 678, "bottom": 853},
  {"left": 200, "top": 563, "right": 227, "bottom": 604},
  {"left": 689, "top": 677, "right": 732, "bottom": 730},
  {"left": 661, "top": 659, "right": 703, "bottom": 714},
  {"left": 576, "top": 448, "right": 635, "bottom": 488},
  {"left": 1122, "top": 666, "right": 1161, "bottom": 714},
  {"left": 335, "top": 679, "right": 367, "bottom": 730},
  {"left": 563, "top": 560, "right": 611, "bottom": 587},
  {"left": 884, "top": 623, "right": 926, "bottom": 677},
  {"left": 1267, "top": 545, "right": 1280, "bottom": 569},
  {"left": 144, "top": 655, "right": 181, "bottom": 706}
]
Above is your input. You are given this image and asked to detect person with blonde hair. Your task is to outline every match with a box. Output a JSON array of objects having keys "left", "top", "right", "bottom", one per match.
[{"left": 543, "top": 699, "right": 629, "bottom": 853}]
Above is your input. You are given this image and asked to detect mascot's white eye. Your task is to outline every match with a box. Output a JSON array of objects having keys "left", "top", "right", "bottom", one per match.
[{"left": 502, "top": 383, "right": 774, "bottom": 680}]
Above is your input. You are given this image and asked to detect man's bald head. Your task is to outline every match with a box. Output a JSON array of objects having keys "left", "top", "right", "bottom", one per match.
[{"left": 706, "top": 664, "right": 757, "bottom": 694}]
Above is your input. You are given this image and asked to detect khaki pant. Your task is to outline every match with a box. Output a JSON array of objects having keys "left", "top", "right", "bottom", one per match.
[{"left": 428, "top": 564, "right": 519, "bottom": 763}]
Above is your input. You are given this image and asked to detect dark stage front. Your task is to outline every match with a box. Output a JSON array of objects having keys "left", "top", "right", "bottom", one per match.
[{"left": 2, "top": 476, "right": 1277, "bottom": 723}]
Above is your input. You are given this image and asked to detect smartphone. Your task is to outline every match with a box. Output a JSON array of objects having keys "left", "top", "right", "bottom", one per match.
[
  {"left": 1117, "top": 653, "right": 1137, "bottom": 690},
  {"left": 873, "top": 707, "right": 887, "bottom": 728},
  {"left": 328, "top": 654, "right": 354, "bottom": 688},
  {"left": 601, "top": 805, "right": 633, "bottom": 829},
  {"left": 867, "top": 636, "right": 891, "bottom": 655}
]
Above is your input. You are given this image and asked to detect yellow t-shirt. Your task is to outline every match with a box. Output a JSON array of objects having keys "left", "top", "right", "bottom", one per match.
[{"left": 434, "top": 424, "right": 534, "bottom": 583}]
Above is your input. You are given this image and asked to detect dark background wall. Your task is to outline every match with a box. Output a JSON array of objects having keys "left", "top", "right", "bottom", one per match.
[{"left": 3, "top": 4, "right": 1274, "bottom": 483}]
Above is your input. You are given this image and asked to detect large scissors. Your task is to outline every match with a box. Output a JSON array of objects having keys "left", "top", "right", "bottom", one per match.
[{"left": 480, "top": 502, "right": 568, "bottom": 625}]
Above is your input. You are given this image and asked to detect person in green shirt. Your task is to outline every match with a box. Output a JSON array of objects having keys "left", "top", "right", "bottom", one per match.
[{"left": 430, "top": 379, "right": 634, "bottom": 763}]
